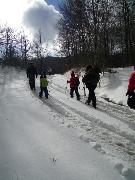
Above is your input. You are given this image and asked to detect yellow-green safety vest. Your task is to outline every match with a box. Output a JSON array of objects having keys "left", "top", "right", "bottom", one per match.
[{"left": 40, "top": 78, "right": 48, "bottom": 88}]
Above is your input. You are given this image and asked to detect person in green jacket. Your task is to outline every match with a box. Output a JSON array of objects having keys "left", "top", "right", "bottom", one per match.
[{"left": 39, "top": 75, "right": 49, "bottom": 98}]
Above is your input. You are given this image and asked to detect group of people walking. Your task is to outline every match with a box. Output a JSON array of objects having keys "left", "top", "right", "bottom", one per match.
[
  {"left": 26, "top": 63, "right": 101, "bottom": 108},
  {"left": 26, "top": 62, "right": 135, "bottom": 110},
  {"left": 67, "top": 65, "right": 101, "bottom": 109}
]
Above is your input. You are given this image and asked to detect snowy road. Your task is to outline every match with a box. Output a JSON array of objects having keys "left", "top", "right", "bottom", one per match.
[
  {"left": 48, "top": 74, "right": 135, "bottom": 163},
  {"left": 0, "top": 67, "right": 135, "bottom": 180}
]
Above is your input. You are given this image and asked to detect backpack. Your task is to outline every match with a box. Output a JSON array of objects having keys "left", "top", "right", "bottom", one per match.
[
  {"left": 75, "top": 77, "right": 80, "bottom": 86},
  {"left": 82, "top": 71, "right": 99, "bottom": 87}
]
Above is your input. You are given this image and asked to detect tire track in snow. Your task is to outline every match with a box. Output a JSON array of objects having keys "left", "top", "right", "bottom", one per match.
[
  {"left": 31, "top": 77, "right": 135, "bottom": 167},
  {"left": 49, "top": 81, "right": 135, "bottom": 133},
  {"left": 48, "top": 88, "right": 135, "bottom": 143}
]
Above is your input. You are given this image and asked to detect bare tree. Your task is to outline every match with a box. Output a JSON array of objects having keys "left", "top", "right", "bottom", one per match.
[{"left": 58, "top": 0, "right": 135, "bottom": 68}]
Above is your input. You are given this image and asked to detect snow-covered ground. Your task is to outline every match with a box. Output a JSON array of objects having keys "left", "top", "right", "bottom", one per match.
[{"left": 0, "top": 66, "right": 135, "bottom": 180}]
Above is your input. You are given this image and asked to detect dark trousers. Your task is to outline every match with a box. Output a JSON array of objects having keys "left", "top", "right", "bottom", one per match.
[
  {"left": 87, "top": 86, "right": 96, "bottom": 107},
  {"left": 39, "top": 87, "right": 48, "bottom": 98},
  {"left": 127, "top": 93, "right": 135, "bottom": 109},
  {"left": 70, "top": 87, "right": 80, "bottom": 100},
  {"left": 29, "top": 77, "right": 35, "bottom": 90}
]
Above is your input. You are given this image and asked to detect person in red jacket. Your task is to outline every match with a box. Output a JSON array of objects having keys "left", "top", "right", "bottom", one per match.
[
  {"left": 67, "top": 71, "right": 80, "bottom": 100},
  {"left": 126, "top": 71, "right": 135, "bottom": 109},
  {"left": 127, "top": 71, "right": 135, "bottom": 95}
]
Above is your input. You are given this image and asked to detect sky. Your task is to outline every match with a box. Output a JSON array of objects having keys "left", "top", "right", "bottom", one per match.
[
  {"left": 0, "top": 0, "right": 62, "bottom": 49},
  {"left": 0, "top": 65, "right": 135, "bottom": 180},
  {"left": 47, "top": 0, "right": 62, "bottom": 10}
]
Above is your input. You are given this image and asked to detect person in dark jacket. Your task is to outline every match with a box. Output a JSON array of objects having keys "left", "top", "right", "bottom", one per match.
[
  {"left": 67, "top": 71, "right": 80, "bottom": 100},
  {"left": 26, "top": 63, "right": 37, "bottom": 90},
  {"left": 82, "top": 65, "right": 100, "bottom": 108},
  {"left": 126, "top": 70, "right": 135, "bottom": 109}
]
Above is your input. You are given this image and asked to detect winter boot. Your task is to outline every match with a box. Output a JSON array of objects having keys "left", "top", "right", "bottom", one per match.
[
  {"left": 39, "top": 91, "right": 42, "bottom": 98},
  {"left": 85, "top": 100, "right": 90, "bottom": 105},
  {"left": 77, "top": 95, "right": 80, "bottom": 100},
  {"left": 92, "top": 102, "right": 96, "bottom": 109}
]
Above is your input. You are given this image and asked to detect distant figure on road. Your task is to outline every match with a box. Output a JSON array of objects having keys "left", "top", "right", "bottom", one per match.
[
  {"left": 47, "top": 67, "right": 53, "bottom": 75},
  {"left": 126, "top": 70, "right": 135, "bottom": 109},
  {"left": 26, "top": 63, "right": 37, "bottom": 90}
]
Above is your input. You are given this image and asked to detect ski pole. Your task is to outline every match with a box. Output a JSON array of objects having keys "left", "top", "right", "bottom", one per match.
[{"left": 83, "top": 84, "right": 86, "bottom": 96}]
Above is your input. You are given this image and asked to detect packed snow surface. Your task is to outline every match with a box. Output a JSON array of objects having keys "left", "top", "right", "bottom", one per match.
[{"left": 0, "top": 66, "right": 135, "bottom": 180}]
